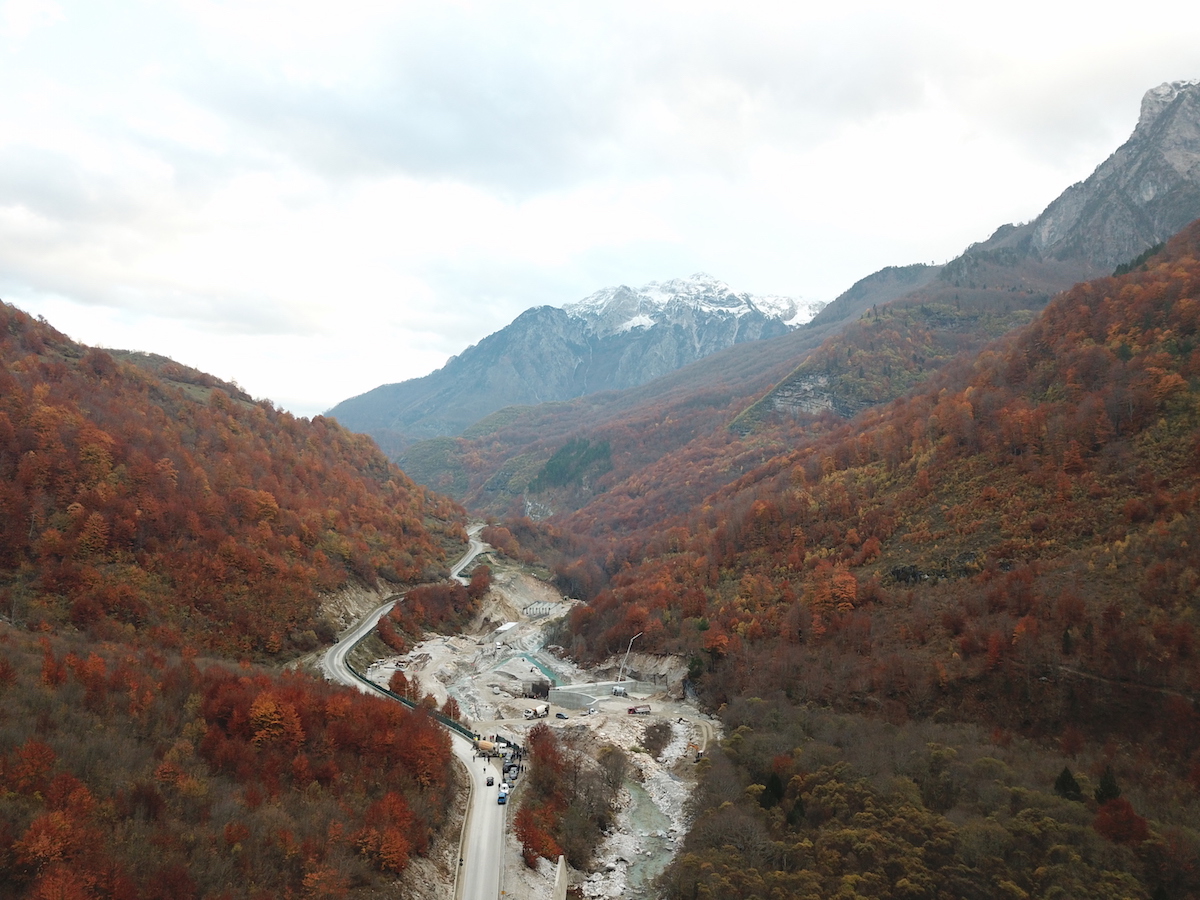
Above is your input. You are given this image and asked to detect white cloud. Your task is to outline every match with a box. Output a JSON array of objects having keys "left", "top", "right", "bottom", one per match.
[
  {"left": 2, "top": 1, "right": 1200, "bottom": 416},
  {"left": 1, "top": 0, "right": 63, "bottom": 40}
]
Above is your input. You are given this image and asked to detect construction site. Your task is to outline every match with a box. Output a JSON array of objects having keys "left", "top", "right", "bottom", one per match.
[{"left": 361, "top": 559, "right": 720, "bottom": 898}]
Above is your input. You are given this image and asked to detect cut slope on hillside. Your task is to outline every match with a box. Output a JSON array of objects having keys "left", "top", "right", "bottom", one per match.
[
  {"left": 736, "top": 288, "right": 1047, "bottom": 428},
  {"left": 0, "top": 302, "right": 465, "bottom": 658}
]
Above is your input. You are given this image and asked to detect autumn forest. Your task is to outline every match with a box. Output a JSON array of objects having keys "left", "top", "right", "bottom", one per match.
[
  {"left": 5, "top": 209, "right": 1200, "bottom": 899},
  {"left": 0, "top": 303, "right": 466, "bottom": 897},
  {"left": 501, "top": 222, "right": 1200, "bottom": 897}
]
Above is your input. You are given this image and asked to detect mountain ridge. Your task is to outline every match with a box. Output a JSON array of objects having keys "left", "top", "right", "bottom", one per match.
[
  {"left": 326, "top": 274, "right": 819, "bottom": 449},
  {"left": 563, "top": 272, "right": 822, "bottom": 334},
  {"left": 946, "top": 79, "right": 1200, "bottom": 274},
  {"left": 396, "top": 80, "right": 1200, "bottom": 516},
  {"left": 749, "top": 79, "right": 1200, "bottom": 425}
]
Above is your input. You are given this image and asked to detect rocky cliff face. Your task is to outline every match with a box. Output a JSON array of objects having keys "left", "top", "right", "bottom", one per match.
[
  {"left": 1030, "top": 79, "right": 1200, "bottom": 267},
  {"left": 327, "top": 275, "right": 821, "bottom": 443},
  {"left": 946, "top": 80, "right": 1200, "bottom": 277},
  {"left": 755, "top": 80, "right": 1200, "bottom": 424}
]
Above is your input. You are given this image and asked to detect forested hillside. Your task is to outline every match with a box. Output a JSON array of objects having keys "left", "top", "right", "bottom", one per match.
[
  {"left": 0, "top": 625, "right": 453, "bottom": 899},
  {"left": 559, "top": 220, "right": 1200, "bottom": 714},
  {"left": 488, "top": 220, "right": 1200, "bottom": 898},
  {"left": 0, "top": 303, "right": 468, "bottom": 899},
  {"left": 0, "top": 302, "right": 465, "bottom": 658}
]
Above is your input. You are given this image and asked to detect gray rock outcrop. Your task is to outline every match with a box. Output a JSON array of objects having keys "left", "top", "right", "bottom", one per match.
[{"left": 950, "top": 79, "right": 1200, "bottom": 275}]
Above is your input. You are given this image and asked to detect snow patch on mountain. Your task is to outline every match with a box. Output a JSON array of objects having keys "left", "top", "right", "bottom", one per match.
[
  {"left": 619, "top": 314, "right": 655, "bottom": 332},
  {"left": 1135, "top": 79, "right": 1200, "bottom": 138},
  {"left": 564, "top": 273, "right": 824, "bottom": 337}
]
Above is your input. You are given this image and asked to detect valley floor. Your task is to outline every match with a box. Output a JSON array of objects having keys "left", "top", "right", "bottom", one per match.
[{"left": 359, "top": 557, "right": 719, "bottom": 898}]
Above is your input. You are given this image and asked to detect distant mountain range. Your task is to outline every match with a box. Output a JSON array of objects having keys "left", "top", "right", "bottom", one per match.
[
  {"left": 385, "top": 79, "right": 1200, "bottom": 517},
  {"left": 331, "top": 79, "right": 1200, "bottom": 488},
  {"left": 326, "top": 274, "right": 824, "bottom": 447}
]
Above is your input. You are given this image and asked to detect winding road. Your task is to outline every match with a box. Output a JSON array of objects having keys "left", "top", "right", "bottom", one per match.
[{"left": 321, "top": 525, "right": 506, "bottom": 900}]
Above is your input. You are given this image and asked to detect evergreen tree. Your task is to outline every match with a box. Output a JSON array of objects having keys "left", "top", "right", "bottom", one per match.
[
  {"left": 761, "top": 771, "right": 784, "bottom": 808},
  {"left": 1054, "top": 766, "right": 1083, "bottom": 801},
  {"left": 1094, "top": 766, "right": 1121, "bottom": 804},
  {"left": 786, "top": 797, "right": 805, "bottom": 828}
]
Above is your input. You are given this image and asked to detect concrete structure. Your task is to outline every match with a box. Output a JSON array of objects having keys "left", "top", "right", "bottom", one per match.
[
  {"left": 548, "top": 689, "right": 597, "bottom": 710},
  {"left": 523, "top": 601, "right": 559, "bottom": 618},
  {"left": 553, "top": 855, "right": 567, "bottom": 900}
]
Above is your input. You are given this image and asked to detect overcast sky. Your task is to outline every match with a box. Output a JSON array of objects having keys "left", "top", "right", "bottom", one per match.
[{"left": 3, "top": 1, "right": 1199, "bottom": 417}]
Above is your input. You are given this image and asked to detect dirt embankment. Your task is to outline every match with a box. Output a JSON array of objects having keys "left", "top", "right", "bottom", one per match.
[
  {"left": 318, "top": 582, "right": 394, "bottom": 631},
  {"left": 591, "top": 651, "right": 690, "bottom": 697}
]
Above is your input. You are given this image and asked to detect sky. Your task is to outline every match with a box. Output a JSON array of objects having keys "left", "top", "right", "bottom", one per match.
[{"left": 2, "top": 1, "right": 1200, "bottom": 417}]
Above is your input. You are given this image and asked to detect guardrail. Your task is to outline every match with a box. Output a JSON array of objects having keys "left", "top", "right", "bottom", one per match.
[{"left": 342, "top": 621, "right": 483, "bottom": 744}]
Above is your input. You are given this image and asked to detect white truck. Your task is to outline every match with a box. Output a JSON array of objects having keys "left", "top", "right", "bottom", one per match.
[{"left": 523, "top": 703, "right": 549, "bottom": 720}]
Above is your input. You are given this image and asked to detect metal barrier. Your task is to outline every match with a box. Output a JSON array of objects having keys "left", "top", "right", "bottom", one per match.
[{"left": 343, "top": 627, "right": 485, "bottom": 745}]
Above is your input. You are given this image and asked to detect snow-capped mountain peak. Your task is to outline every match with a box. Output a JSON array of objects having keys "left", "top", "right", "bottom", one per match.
[
  {"left": 1135, "top": 79, "right": 1200, "bottom": 138},
  {"left": 563, "top": 273, "right": 823, "bottom": 337}
]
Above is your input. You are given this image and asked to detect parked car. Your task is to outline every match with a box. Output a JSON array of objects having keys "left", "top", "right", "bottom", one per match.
[
  {"left": 555, "top": 712, "right": 568, "bottom": 719},
  {"left": 486, "top": 776, "right": 494, "bottom": 786}
]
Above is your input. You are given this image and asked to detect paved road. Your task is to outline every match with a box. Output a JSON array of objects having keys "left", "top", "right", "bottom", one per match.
[
  {"left": 451, "top": 526, "right": 488, "bottom": 583},
  {"left": 455, "top": 742, "right": 507, "bottom": 900},
  {"left": 321, "top": 525, "right": 505, "bottom": 900},
  {"left": 320, "top": 595, "right": 399, "bottom": 691},
  {"left": 321, "top": 524, "right": 485, "bottom": 691},
  {"left": 448, "top": 526, "right": 507, "bottom": 900}
]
